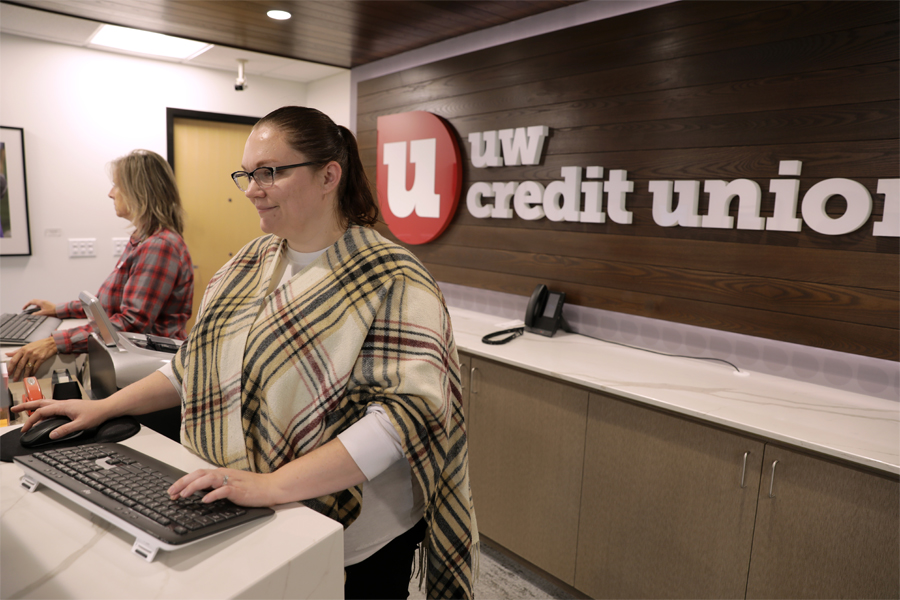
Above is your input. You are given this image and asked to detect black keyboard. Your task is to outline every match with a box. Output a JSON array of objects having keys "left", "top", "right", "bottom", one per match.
[
  {"left": 14, "top": 443, "right": 274, "bottom": 559},
  {"left": 0, "top": 312, "right": 48, "bottom": 342}
]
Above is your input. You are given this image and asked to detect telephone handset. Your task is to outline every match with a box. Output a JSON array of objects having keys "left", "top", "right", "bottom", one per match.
[{"left": 524, "top": 284, "right": 566, "bottom": 337}]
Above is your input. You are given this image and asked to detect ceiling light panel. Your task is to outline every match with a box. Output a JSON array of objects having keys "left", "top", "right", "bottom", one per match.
[{"left": 89, "top": 24, "right": 212, "bottom": 60}]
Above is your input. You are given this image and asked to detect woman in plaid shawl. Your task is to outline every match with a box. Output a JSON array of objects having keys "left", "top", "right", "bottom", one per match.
[{"left": 17, "top": 107, "right": 478, "bottom": 599}]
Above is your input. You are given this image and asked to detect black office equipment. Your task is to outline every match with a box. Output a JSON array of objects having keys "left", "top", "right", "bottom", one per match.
[
  {"left": 51, "top": 368, "right": 82, "bottom": 399},
  {"left": 0, "top": 312, "right": 62, "bottom": 345},
  {"left": 480, "top": 283, "right": 570, "bottom": 345},
  {"left": 0, "top": 416, "right": 141, "bottom": 462},
  {"left": 481, "top": 327, "right": 524, "bottom": 345},
  {"left": 14, "top": 442, "right": 274, "bottom": 561},
  {"left": 524, "top": 284, "right": 567, "bottom": 337},
  {"left": 79, "top": 290, "right": 182, "bottom": 441},
  {"left": 144, "top": 334, "right": 179, "bottom": 354},
  {"left": 19, "top": 416, "right": 83, "bottom": 447}
]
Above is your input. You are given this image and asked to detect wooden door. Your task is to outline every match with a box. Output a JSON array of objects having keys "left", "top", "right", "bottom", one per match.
[
  {"left": 172, "top": 118, "right": 258, "bottom": 331},
  {"left": 746, "top": 444, "right": 899, "bottom": 599},
  {"left": 467, "top": 356, "right": 588, "bottom": 584},
  {"left": 575, "top": 392, "right": 765, "bottom": 599}
]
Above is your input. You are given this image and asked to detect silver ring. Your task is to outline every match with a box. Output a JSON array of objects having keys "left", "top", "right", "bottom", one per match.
[{"left": 222, "top": 474, "right": 229, "bottom": 487}]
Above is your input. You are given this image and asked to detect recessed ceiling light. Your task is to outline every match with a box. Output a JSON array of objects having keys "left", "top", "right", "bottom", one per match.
[
  {"left": 267, "top": 10, "right": 291, "bottom": 20},
  {"left": 89, "top": 24, "right": 212, "bottom": 60}
]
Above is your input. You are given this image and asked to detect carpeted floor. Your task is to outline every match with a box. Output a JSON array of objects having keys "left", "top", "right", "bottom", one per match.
[{"left": 407, "top": 544, "right": 574, "bottom": 600}]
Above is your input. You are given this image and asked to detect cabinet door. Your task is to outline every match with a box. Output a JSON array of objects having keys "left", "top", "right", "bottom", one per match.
[
  {"left": 747, "top": 444, "right": 899, "bottom": 599},
  {"left": 575, "top": 392, "right": 765, "bottom": 599},
  {"left": 468, "top": 357, "right": 588, "bottom": 584},
  {"left": 458, "top": 351, "right": 471, "bottom": 420}
]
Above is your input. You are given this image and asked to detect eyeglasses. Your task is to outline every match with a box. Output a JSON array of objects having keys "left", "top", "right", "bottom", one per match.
[{"left": 230, "top": 161, "right": 317, "bottom": 192}]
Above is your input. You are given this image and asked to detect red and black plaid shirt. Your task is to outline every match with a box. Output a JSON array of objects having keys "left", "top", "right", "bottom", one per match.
[{"left": 52, "top": 229, "right": 193, "bottom": 354}]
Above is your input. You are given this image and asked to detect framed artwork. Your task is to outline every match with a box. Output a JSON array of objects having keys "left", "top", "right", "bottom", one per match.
[{"left": 0, "top": 126, "right": 31, "bottom": 256}]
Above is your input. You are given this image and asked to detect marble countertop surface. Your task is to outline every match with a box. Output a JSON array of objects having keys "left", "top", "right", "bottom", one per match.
[
  {"left": 1, "top": 426, "right": 344, "bottom": 599},
  {"left": 448, "top": 307, "right": 900, "bottom": 476}
]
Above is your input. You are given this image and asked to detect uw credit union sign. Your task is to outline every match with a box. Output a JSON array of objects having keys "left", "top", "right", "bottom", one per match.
[{"left": 376, "top": 111, "right": 899, "bottom": 245}]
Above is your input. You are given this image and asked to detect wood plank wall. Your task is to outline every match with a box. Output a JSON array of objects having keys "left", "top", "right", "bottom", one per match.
[{"left": 356, "top": 0, "right": 899, "bottom": 361}]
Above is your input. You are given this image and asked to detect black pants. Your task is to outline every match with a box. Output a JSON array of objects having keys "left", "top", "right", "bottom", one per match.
[{"left": 344, "top": 518, "right": 426, "bottom": 600}]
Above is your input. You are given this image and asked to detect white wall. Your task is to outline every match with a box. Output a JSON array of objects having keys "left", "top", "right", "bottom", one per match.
[
  {"left": 308, "top": 71, "right": 352, "bottom": 129},
  {"left": 0, "top": 33, "right": 350, "bottom": 312}
]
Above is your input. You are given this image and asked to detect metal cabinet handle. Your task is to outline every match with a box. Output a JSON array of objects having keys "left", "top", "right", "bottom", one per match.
[
  {"left": 768, "top": 460, "right": 779, "bottom": 498},
  {"left": 740, "top": 451, "right": 750, "bottom": 488},
  {"left": 470, "top": 367, "right": 478, "bottom": 395}
]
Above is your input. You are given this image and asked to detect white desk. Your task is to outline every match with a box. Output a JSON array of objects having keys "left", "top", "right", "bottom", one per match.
[
  {"left": 0, "top": 426, "right": 344, "bottom": 599},
  {"left": 449, "top": 307, "right": 900, "bottom": 476}
]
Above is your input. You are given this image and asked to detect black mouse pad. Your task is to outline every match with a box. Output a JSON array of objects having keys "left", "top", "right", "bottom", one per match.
[{"left": 0, "top": 416, "right": 141, "bottom": 462}]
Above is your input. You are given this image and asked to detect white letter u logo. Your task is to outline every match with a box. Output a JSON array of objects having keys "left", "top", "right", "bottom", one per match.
[{"left": 382, "top": 139, "right": 441, "bottom": 218}]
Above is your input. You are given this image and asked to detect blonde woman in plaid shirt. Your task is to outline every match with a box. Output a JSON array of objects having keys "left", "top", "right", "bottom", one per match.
[{"left": 6, "top": 150, "right": 193, "bottom": 382}]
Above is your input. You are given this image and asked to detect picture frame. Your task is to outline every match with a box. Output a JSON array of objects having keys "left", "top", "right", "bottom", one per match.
[{"left": 0, "top": 126, "right": 32, "bottom": 256}]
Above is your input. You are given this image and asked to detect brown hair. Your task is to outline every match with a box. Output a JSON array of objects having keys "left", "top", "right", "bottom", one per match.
[
  {"left": 254, "top": 106, "right": 379, "bottom": 228},
  {"left": 110, "top": 149, "right": 185, "bottom": 238}
]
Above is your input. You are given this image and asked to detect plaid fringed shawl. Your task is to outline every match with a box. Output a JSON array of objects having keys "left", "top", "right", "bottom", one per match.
[{"left": 171, "top": 226, "right": 478, "bottom": 599}]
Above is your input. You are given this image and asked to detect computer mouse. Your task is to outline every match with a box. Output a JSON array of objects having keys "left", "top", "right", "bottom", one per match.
[
  {"left": 22, "top": 305, "right": 40, "bottom": 314},
  {"left": 20, "top": 417, "right": 84, "bottom": 448}
]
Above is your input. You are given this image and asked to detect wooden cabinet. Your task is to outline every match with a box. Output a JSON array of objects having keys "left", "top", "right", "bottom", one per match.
[
  {"left": 746, "top": 445, "right": 899, "bottom": 599},
  {"left": 466, "top": 356, "right": 588, "bottom": 585},
  {"left": 575, "top": 392, "right": 765, "bottom": 599},
  {"left": 459, "top": 353, "right": 899, "bottom": 599}
]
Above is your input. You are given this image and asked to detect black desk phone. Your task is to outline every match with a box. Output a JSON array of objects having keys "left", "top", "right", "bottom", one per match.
[
  {"left": 524, "top": 284, "right": 566, "bottom": 337},
  {"left": 481, "top": 283, "right": 568, "bottom": 345}
]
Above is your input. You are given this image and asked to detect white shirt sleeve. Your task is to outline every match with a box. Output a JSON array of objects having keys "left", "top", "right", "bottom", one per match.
[
  {"left": 157, "top": 362, "right": 184, "bottom": 401},
  {"left": 338, "top": 406, "right": 405, "bottom": 481}
]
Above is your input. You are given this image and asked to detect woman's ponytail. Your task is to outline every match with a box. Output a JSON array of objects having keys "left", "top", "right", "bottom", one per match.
[{"left": 336, "top": 125, "right": 379, "bottom": 227}]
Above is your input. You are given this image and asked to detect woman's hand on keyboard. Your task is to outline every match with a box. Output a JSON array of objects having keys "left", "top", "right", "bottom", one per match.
[
  {"left": 5, "top": 337, "right": 59, "bottom": 382},
  {"left": 168, "top": 438, "right": 367, "bottom": 508},
  {"left": 168, "top": 468, "right": 279, "bottom": 507}
]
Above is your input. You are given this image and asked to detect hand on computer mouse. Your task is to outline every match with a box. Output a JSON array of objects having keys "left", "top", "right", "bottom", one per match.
[
  {"left": 19, "top": 416, "right": 83, "bottom": 448},
  {"left": 20, "top": 299, "right": 56, "bottom": 317},
  {"left": 13, "top": 398, "right": 111, "bottom": 441}
]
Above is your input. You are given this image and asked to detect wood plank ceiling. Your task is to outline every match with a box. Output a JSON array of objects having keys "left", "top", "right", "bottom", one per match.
[{"left": 3, "top": 0, "right": 583, "bottom": 68}]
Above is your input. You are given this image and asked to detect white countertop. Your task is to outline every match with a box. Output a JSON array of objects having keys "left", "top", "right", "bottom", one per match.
[
  {"left": 1, "top": 426, "right": 344, "bottom": 599},
  {"left": 449, "top": 307, "right": 900, "bottom": 476}
]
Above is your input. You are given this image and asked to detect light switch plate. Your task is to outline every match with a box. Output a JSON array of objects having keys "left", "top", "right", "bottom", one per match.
[
  {"left": 112, "top": 237, "right": 129, "bottom": 256},
  {"left": 68, "top": 238, "right": 96, "bottom": 258}
]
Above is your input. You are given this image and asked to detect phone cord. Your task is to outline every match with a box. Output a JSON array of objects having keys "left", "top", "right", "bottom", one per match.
[{"left": 481, "top": 327, "right": 524, "bottom": 345}]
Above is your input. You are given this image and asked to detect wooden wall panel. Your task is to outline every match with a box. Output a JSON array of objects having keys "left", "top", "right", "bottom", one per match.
[{"left": 358, "top": 0, "right": 899, "bottom": 360}]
